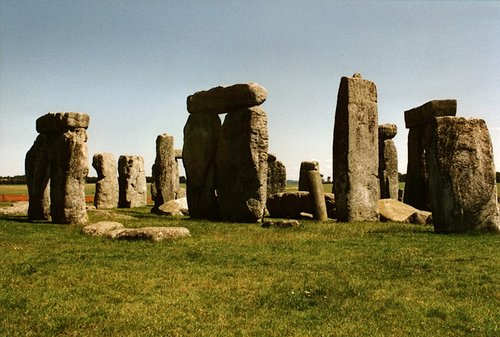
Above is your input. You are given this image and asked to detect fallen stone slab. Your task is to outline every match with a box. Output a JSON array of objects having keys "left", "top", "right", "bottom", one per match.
[
  {"left": 267, "top": 192, "right": 336, "bottom": 219},
  {"left": 112, "top": 227, "right": 191, "bottom": 242},
  {"left": 82, "top": 221, "right": 125, "bottom": 236},
  {"left": 377, "top": 198, "right": 432, "bottom": 225},
  {"left": 261, "top": 219, "right": 301, "bottom": 228},
  {"left": 187, "top": 82, "right": 267, "bottom": 114},
  {"left": 155, "top": 197, "right": 189, "bottom": 216},
  {"left": 0, "top": 201, "right": 29, "bottom": 216}
]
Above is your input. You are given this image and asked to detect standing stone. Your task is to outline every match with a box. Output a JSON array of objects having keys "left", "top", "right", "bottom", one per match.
[
  {"left": 187, "top": 82, "right": 267, "bottom": 114},
  {"left": 307, "top": 170, "right": 328, "bottom": 221},
  {"left": 25, "top": 134, "right": 52, "bottom": 220},
  {"left": 151, "top": 134, "right": 179, "bottom": 212},
  {"left": 332, "top": 73, "right": 379, "bottom": 222},
  {"left": 50, "top": 128, "right": 89, "bottom": 224},
  {"left": 378, "top": 124, "right": 399, "bottom": 199},
  {"left": 118, "top": 155, "right": 147, "bottom": 208},
  {"left": 427, "top": 117, "right": 500, "bottom": 233},
  {"left": 298, "top": 161, "right": 319, "bottom": 191},
  {"left": 183, "top": 113, "right": 221, "bottom": 219},
  {"left": 92, "top": 153, "right": 118, "bottom": 209},
  {"left": 26, "top": 112, "right": 90, "bottom": 224},
  {"left": 404, "top": 100, "right": 457, "bottom": 210},
  {"left": 216, "top": 106, "right": 269, "bottom": 222},
  {"left": 267, "top": 154, "right": 286, "bottom": 196}
]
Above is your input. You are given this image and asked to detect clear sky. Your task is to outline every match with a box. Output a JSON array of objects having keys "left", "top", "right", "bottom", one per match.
[{"left": 1, "top": 0, "right": 499, "bottom": 180}]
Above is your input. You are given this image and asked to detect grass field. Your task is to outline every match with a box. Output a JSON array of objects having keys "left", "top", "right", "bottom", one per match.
[{"left": 1, "top": 204, "right": 499, "bottom": 336}]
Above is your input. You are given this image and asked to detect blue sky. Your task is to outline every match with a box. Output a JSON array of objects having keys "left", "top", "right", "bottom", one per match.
[{"left": 1, "top": 0, "right": 499, "bottom": 180}]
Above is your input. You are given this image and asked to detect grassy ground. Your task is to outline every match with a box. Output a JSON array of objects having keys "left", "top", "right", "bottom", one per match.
[{"left": 0, "top": 206, "right": 498, "bottom": 336}]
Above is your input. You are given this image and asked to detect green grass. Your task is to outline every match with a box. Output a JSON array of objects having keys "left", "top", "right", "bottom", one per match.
[{"left": 1, "top": 207, "right": 498, "bottom": 336}]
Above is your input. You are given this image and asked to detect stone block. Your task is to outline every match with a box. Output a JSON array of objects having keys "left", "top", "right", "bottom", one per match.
[
  {"left": 187, "top": 82, "right": 267, "bottom": 114},
  {"left": 36, "top": 112, "right": 90, "bottom": 133},
  {"left": 404, "top": 100, "right": 456, "bottom": 128}
]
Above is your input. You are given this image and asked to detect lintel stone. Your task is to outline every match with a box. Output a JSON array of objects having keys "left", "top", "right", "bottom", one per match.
[
  {"left": 404, "top": 100, "right": 456, "bottom": 128},
  {"left": 36, "top": 112, "right": 90, "bottom": 133}
]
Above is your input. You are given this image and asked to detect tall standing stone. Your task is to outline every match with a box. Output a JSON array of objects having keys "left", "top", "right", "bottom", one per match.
[
  {"left": 403, "top": 100, "right": 457, "bottom": 210},
  {"left": 332, "top": 73, "right": 379, "bottom": 222},
  {"left": 50, "top": 128, "right": 89, "bottom": 224},
  {"left": 378, "top": 124, "right": 398, "bottom": 199},
  {"left": 427, "top": 117, "right": 500, "bottom": 233},
  {"left": 151, "top": 134, "right": 179, "bottom": 212},
  {"left": 216, "top": 106, "right": 269, "bottom": 222},
  {"left": 298, "top": 161, "right": 319, "bottom": 191},
  {"left": 26, "top": 112, "right": 90, "bottom": 224},
  {"left": 267, "top": 154, "right": 287, "bottom": 196},
  {"left": 183, "top": 113, "right": 221, "bottom": 219},
  {"left": 25, "top": 134, "right": 52, "bottom": 220},
  {"left": 118, "top": 155, "right": 147, "bottom": 208},
  {"left": 307, "top": 170, "right": 328, "bottom": 221},
  {"left": 93, "top": 153, "right": 118, "bottom": 209}
]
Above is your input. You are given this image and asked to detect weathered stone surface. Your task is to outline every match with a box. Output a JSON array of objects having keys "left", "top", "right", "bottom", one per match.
[
  {"left": 151, "top": 134, "right": 179, "bottom": 212},
  {"left": 92, "top": 153, "right": 118, "bottom": 209},
  {"left": 403, "top": 126, "right": 431, "bottom": 210},
  {"left": 118, "top": 155, "right": 147, "bottom": 208},
  {"left": 308, "top": 170, "right": 328, "bottom": 221},
  {"left": 261, "top": 219, "right": 301, "bottom": 228},
  {"left": 378, "top": 123, "right": 397, "bottom": 139},
  {"left": 175, "top": 149, "right": 183, "bottom": 159},
  {"left": 187, "top": 82, "right": 267, "bottom": 114},
  {"left": 183, "top": 113, "right": 221, "bottom": 219},
  {"left": 82, "top": 221, "right": 124, "bottom": 236},
  {"left": 216, "top": 106, "right": 269, "bottom": 222},
  {"left": 332, "top": 74, "right": 379, "bottom": 222},
  {"left": 156, "top": 197, "right": 189, "bottom": 216},
  {"left": 112, "top": 227, "right": 191, "bottom": 242},
  {"left": 404, "top": 100, "right": 457, "bottom": 210},
  {"left": 267, "top": 155, "right": 286, "bottom": 196},
  {"left": 266, "top": 192, "right": 336, "bottom": 219},
  {"left": 377, "top": 199, "right": 419, "bottom": 223},
  {"left": 36, "top": 112, "right": 90, "bottom": 133},
  {"left": 25, "top": 134, "right": 52, "bottom": 220},
  {"left": 409, "top": 210, "right": 433, "bottom": 225},
  {"left": 379, "top": 137, "right": 399, "bottom": 199},
  {"left": 404, "top": 100, "right": 457, "bottom": 128},
  {"left": 0, "top": 201, "right": 29, "bottom": 216},
  {"left": 298, "top": 161, "right": 319, "bottom": 191},
  {"left": 50, "top": 128, "right": 89, "bottom": 224},
  {"left": 427, "top": 117, "right": 500, "bottom": 233}
]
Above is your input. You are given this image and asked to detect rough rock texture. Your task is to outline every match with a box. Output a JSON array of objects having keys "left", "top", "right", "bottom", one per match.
[
  {"left": 216, "top": 106, "right": 269, "bottom": 222},
  {"left": 0, "top": 202, "right": 29, "bottom": 216},
  {"left": 92, "top": 153, "right": 118, "bottom": 209},
  {"left": 151, "top": 134, "right": 179, "bottom": 212},
  {"left": 298, "top": 161, "right": 319, "bottom": 192},
  {"left": 404, "top": 100, "right": 456, "bottom": 210},
  {"left": 183, "top": 113, "right": 221, "bottom": 219},
  {"left": 378, "top": 124, "right": 398, "bottom": 199},
  {"left": 26, "top": 134, "right": 52, "bottom": 220},
  {"left": 267, "top": 154, "right": 286, "bottom": 196},
  {"left": 50, "top": 128, "right": 89, "bottom": 224},
  {"left": 267, "top": 192, "right": 336, "bottom": 219},
  {"left": 187, "top": 83, "right": 267, "bottom": 114},
  {"left": 332, "top": 74, "right": 379, "bottom": 222},
  {"left": 378, "top": 124, "right": 397, "bottom": 139},
  {"left": 157, "top": 197, "right": 189, "bottom": 216},
  {"left": 82, "top": 221, "right": 124, "bottom": 236},
  {"left": 427, "top": 117, "right": 500, "bottom": 233},
  {"left": 261, "top": 219, "right": 301, "bottom": 228},
  {"left": 308, "top": 170, "right": 328, "bottom": 221},
  {"left": 377, "top": 199, "right": 419, "bottom": 223},
  {"left": 404, "top": 100, "right": 457, "bottom": 128},
  {"left": 112, "top": 227, "right": 191, "bottom": 242},
  {"left": 36, "top": 112, "right": 90, "bottom": 133},
  {"left": 118, "top": 155, "right": 147, "bottom": 208}
]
